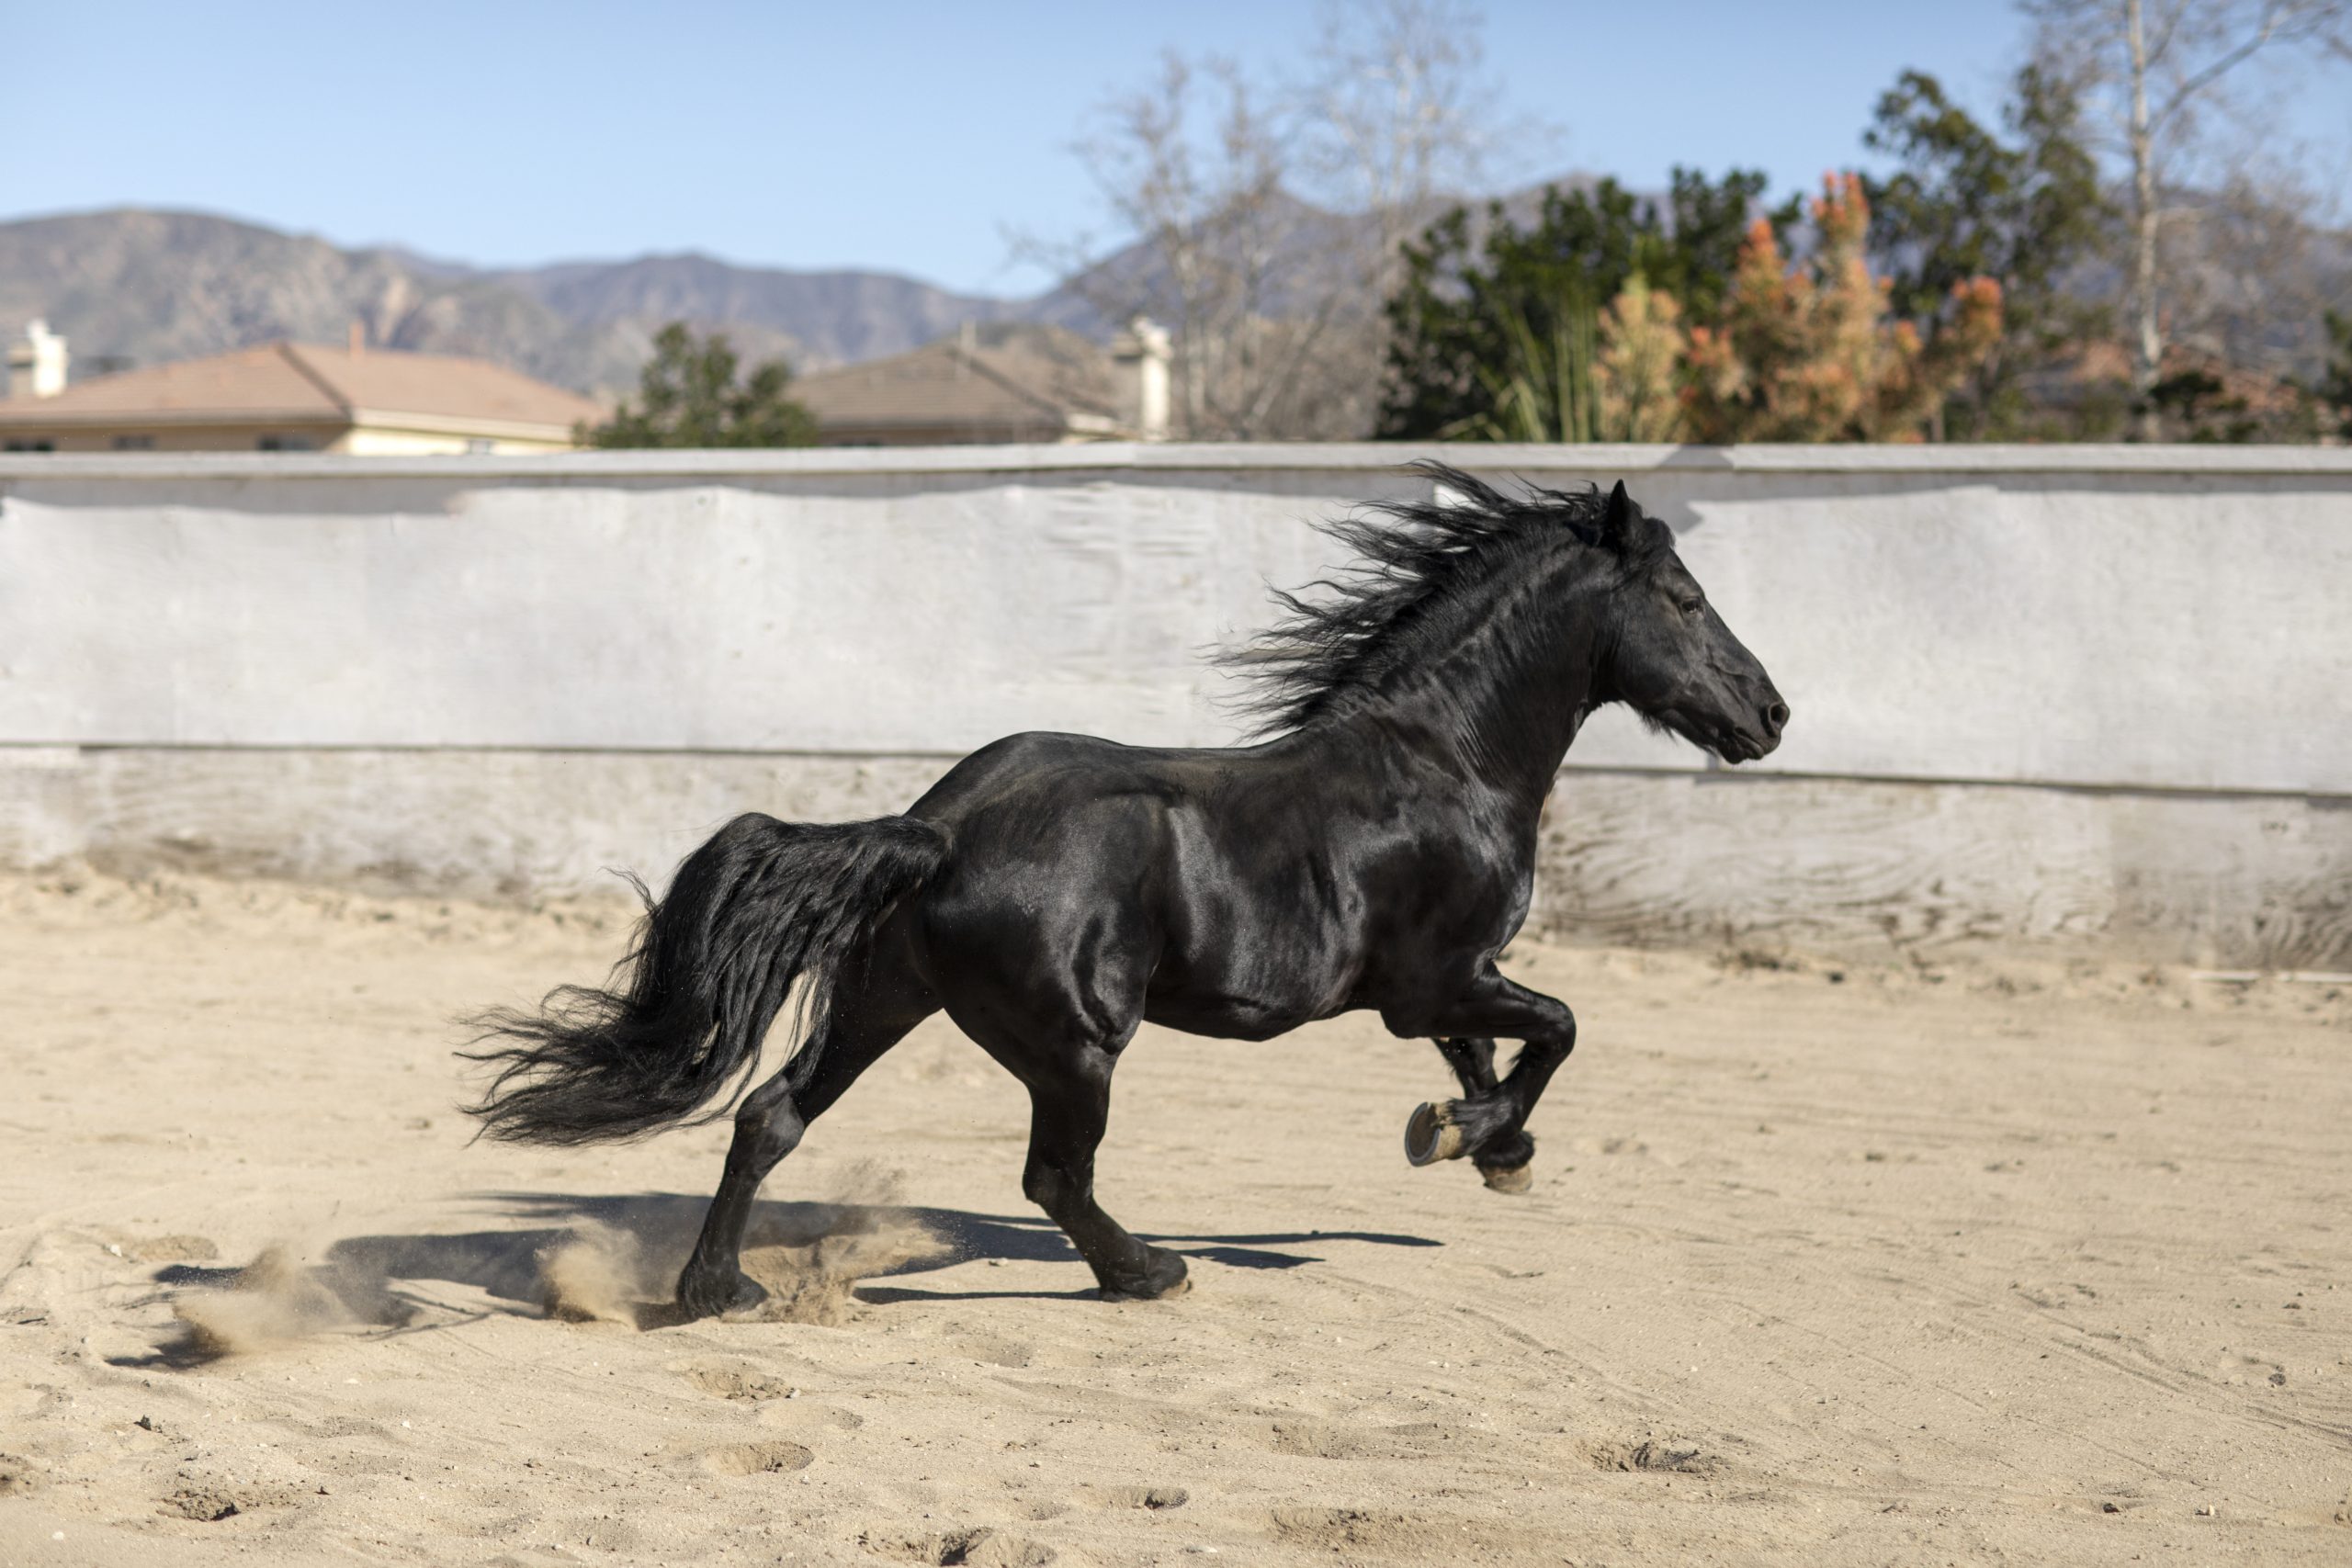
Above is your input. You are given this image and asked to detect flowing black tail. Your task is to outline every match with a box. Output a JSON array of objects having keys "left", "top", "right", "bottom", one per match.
[{"left": 461, "top": 812, "right": 947, "bottom": 1145}]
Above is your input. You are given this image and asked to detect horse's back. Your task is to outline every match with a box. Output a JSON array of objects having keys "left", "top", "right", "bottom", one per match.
[
  {"left": 904, "top": 728, "right": 1317, "bottom": 887},
  {"left": 907, "top": 730, "right": 1190, "bottom": 822}
]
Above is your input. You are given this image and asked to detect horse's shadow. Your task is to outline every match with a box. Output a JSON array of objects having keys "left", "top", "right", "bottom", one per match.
[{"left": 139, "top": 1193, "right": 1442, "bottom": 1355}]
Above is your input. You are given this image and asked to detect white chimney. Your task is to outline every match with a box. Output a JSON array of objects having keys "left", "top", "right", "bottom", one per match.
[
  {"left": 6, "top": 320, "right": 68, "bottom": 399},
  {"left": 1111, "top": 316, "right": 1170, "bottom": 441}
]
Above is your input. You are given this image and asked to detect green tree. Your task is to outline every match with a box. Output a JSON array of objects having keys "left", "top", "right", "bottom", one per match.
[
  {"left": 1376, "top": 170, "right": 1784, "bottom": 440},
  {"left": 1441, "top": 289, "right": 1601, "bottom": 442},
  {"left": 1862, "top": 65, "right": 2113, "bottom": 437},
  {"left": 1448, "top": 276, "right": 1695, "bottom": 443},
  {"left": 583, "top": 322, "right": 819, "bottom": 448},
  {"left": 2144, "top": 367, "right": 2265, "bottom": 442}
]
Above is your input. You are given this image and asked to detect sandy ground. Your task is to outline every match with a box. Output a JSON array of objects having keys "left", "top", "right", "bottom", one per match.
[{"left": 1, "top": 870, "right": 2347, "bottom": 1568}]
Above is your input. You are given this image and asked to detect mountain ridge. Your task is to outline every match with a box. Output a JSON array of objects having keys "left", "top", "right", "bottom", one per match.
[
  {"left": 0, "top": 207, "right": 1063, "bottom": 399},
  {"left": 6, "top": 189, "right": 2339, "bottom": 412}
]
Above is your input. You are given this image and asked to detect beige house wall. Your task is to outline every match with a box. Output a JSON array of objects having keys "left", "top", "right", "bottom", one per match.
[
  {"left": 816, "top": 421, "right": 1075, "bottom": 447},
  {"left": 336, "top": 423, "right": 577, "bottom": 456}
]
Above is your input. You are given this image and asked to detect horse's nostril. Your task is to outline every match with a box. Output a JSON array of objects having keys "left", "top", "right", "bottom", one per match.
[{"left": 1764, "top": 702, "right": 1789, "bottom": 734}]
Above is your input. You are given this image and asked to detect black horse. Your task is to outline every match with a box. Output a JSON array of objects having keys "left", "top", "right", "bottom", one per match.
[{"left": 465, "top": 464, "right": 1787, "bottom": 1318}]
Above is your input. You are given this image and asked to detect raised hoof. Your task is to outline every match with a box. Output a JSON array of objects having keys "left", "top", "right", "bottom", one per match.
[
  {"left": 1098, "top": 1246, "right": 1191, "bottom": 1303},
  {"left": 673, "top": 1264, "right": 769, "bottom": 1323},
  {"left": 1477, "top": 1161, "right": 1533, "bottom": 1194},
  {"left": 1405, "top": 1101, "right": 1467, "bottom": 1166}
]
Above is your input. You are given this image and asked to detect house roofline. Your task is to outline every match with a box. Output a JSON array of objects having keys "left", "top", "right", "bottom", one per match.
[{"left": 0, "top": 405, "right": 579, "bottom": 441}]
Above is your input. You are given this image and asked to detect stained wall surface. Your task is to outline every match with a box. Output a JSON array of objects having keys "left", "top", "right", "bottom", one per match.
[{"left": 5, "top": 445, "right": 2346, "bottom": 964}]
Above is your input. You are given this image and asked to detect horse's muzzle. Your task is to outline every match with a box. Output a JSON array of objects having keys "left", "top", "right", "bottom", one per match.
[{"left": 1718, "top": 697, "right": 1788, "bottom": 763}]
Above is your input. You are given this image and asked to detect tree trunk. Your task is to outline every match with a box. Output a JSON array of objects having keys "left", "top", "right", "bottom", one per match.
[{"left": 2128, "top": 0, "right": 2163, "bottom": 441}]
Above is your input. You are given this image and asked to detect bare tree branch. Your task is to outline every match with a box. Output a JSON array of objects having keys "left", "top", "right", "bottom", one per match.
[
  {"left": 1012, "top": 0, "right": 1533, "bottom": 440},
  {"left": 2024, "top": 0, "right": 2352, "bottom": 433}
]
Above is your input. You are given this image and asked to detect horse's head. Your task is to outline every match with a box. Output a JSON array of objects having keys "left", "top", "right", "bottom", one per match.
[{"left": 1591, "top": 481, "right": 1787, "bottom": 764}]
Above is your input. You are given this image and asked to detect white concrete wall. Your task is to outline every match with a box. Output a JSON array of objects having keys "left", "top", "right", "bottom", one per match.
[{"left": 4, "top": 445, "right": 2347, "bottom": 964}]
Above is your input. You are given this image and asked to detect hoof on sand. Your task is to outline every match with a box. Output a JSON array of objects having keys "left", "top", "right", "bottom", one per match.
[
  {"left": 1405, "top": 1101, "right": 1466, "bottom": 1166},
  {"left": 671, "top": 1265, "right": 769, "bottom": 1325},
  {"left": 1477, "top": 1161, "right": 1532, "bottom": 1194},
  {"left": 1099, "top": 1246, "right": 1190, "bottom": 1303},
  {"left": 1101, "top": 1272, "right": 1193, "bottom": 1303}
]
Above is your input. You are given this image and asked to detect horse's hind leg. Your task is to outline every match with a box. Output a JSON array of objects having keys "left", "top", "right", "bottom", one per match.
[
  {"left": 673, "top": 1066, "right": 811, "bottom": 1321},
  {"left": 673, "top": 971, "right": 933, "bottom": 1322}
]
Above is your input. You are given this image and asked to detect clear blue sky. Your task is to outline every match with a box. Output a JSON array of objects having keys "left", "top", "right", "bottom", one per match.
[{"left": 13, "top": 1, "right": 2349, "bottom": 297}]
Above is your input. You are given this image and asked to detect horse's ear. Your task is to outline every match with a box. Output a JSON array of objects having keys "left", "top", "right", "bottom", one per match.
[{"left": 1600, "top": 479, "right": 1638, "bottom": 549}]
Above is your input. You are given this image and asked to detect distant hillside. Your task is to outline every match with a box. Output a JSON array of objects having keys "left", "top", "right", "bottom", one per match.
[
  {"left": 6, "top": 193, "right": 2340, "bottom": 413},
  {"left": 0, "top": 191, "right": 1687, "bottom": 410},
  {"left": 486, "top": 254, "right": 1022, "bottom": 367},
  {"left": 0, "top": 209, "right": 1038, "bottom": 400}
]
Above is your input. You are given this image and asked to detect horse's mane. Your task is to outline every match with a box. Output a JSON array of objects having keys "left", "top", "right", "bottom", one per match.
[{"left": 1223, "top": 460, "right": 1668, "bottom": 738}]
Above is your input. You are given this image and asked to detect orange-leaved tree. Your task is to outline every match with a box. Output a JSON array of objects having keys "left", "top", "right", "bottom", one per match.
[{"left": 1682, "top": 174, "right": 2002, "bottom": 442}]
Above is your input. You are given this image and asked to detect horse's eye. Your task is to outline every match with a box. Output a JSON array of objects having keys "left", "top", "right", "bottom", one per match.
[{"left": 1680, "top": 598, "right": 1705, "bottom": 618}]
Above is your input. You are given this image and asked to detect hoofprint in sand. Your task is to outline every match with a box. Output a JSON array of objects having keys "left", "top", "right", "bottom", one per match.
[{"left": 1, "top": 870, "right": 2346, "bottom": 1566}]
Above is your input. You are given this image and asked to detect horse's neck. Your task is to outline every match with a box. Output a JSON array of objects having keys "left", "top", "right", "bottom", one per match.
[{"left": 1359, "top": 580, "right": 1601, "bottom": 817}]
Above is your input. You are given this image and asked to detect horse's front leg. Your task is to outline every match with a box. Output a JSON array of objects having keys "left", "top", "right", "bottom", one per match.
[
  {"left": 1430, "top": 1036, "right": 1536, "bottom": 1188},
  {"left": 1433, "top": 1036, "right": 1498, "bottom": 1097},
  {"left": 1392, "top": 970, "right": 1576, "bottom": 1193},
  {"left": 1014, "top": 1045, "right": 1189, "bottom": 1302}
]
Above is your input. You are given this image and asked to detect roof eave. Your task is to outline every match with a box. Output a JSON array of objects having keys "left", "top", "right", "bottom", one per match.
[
  {"left": 0, "top": 407, "right": 585, "bottom": 441},
  {"left": 0, "top": 405, "right": 349, "bottom": 428}
]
